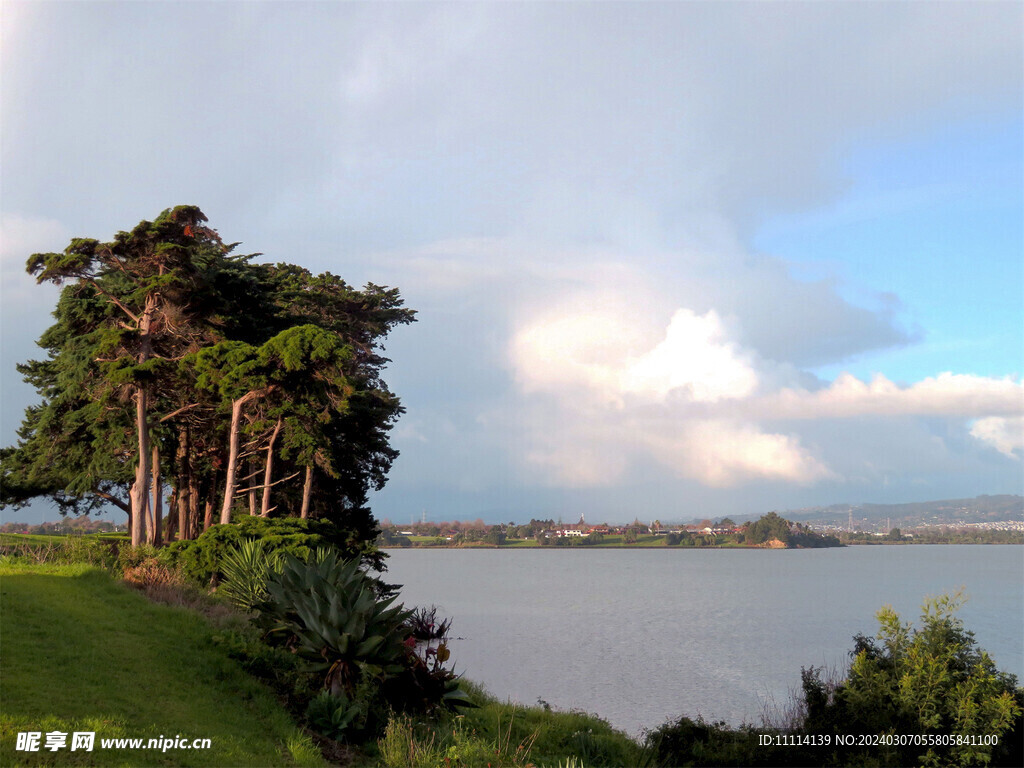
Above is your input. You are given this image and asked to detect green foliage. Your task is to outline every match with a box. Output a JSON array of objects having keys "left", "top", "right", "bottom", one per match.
[
  {"left": 484, "top": 528, "right": 507, "bottom": 546},
  {"left": 0, "top": 533, "right": 126, "bottom": 571},
  {"left": 649, "top": 593, "right": 1023, "bottom": 767},
  {"left": 378, "top": 528, "right": 412, "bottom": 547},
  {"left": 447, "top": 682, "right": 644, "bottom": 768},
  {"left": 809, "top": 592, "right": 1023, "bottom": 766},
  {"left": 159, "top": 515, "right": 377, "bottom": 585},
  {"left": 305, "top": 689, "right": 368, "bottom": 741},
  {"left": 742, "top": 512, "right": 840, "bottom": 548},
  {"left": 743, "top": 511, "right": 791, "bottom": 545},
  {"left": 218, "top": 538, "right": 279, "bottom": 612},
  {"left": 646, "top": 716, "right": 774, "bottom": 767},
  {"left": 256, "top": 550, "right": 412, "bottom": 696},
  {"left": 5, "top": 205, "right": 414, "bottom": 555},
  {"left": 377, "top": 712, "right": 539, "bottom": 768}
]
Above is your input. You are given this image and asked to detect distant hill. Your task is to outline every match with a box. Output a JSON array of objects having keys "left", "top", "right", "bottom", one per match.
[{"left": 778, "top": 495, "right": 1023, "bottom": 529}]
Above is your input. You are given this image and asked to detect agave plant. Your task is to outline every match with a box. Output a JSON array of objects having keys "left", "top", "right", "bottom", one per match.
[
  {"left": 304, "top": 690, "right": 365, "bottom": 740},
  {"left": 257, "top": 550, "right": 412, "bottom": 695},
  {"left": 218, "top": 539, "right": 280, "bottom": 612}
]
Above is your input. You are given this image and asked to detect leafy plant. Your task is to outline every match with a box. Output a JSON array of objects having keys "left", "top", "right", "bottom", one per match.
[
  {"left": 648, "top": 592, "right": 1023, "bottom": 768},
  {"left": 218, "top": 538, "right": 279, "bottom": 612},
  {"left": 257, "top": 549, "right": 411, "bottom": 696},
  {"left": 376, "top": 712, "right": 538, "bottom": 768},
  {"left": 826, "top": 592, "right": 1023, "bottom": 766},
  {"left": 406, "top": 605, "right": 452, "bottom": 640},
  {"left": 304, "top": 690, "right": 365, "bottom": 741},
  {"left": 159, "top": 515, "right": 372, "bottom": 586}
]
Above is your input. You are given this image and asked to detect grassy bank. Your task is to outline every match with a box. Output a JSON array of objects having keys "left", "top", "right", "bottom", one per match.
[
  {"left": 0, "top": 562, "right": 324, "bottom": 767},
  {"left": 363, "top": 680, "right": 645, "bottom": 768},
  {"left": 0, "top": 557, "right": 643, "bottom": 768}
]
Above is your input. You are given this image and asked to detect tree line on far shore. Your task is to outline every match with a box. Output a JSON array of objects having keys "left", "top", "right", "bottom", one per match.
[{"left": 378, "top": 512, "right": 842, "bottom": 548}]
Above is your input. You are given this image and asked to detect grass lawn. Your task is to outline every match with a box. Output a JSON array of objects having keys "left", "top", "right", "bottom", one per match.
[
  {"left": 0, "top": 563, "right": 324, "bottom": 767},
  {"left": 0, "top": 533, "right": 127, "bottom": 549}
]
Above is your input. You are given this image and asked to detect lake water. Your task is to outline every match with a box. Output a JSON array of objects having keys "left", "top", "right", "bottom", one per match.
[{"left": 384, "top": 545, "right": 1024, "bottom": 735}]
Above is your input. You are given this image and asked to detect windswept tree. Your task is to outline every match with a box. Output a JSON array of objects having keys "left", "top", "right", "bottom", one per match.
[{"left": 1, "top": 206, "right": 414, "bottom": 551}]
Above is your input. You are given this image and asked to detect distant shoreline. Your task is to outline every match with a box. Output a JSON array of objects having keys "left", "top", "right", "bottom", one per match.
[{"left": 380, "top": 540, "right": 1023, "bottom": 549}]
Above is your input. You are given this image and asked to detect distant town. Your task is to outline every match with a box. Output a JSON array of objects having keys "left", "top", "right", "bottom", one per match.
[{"left": 2, "top": 494, "right": 1021, "bottom": 546}]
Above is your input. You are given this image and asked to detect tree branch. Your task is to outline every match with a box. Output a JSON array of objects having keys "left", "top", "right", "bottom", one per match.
[{"left": 233, "top": 471, "right": 300, "bottom": 495}]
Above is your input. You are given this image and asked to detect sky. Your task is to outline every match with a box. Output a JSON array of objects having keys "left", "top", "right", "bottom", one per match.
[{"left": 1, "top": 1, "right": 1021, "bottom": 526}]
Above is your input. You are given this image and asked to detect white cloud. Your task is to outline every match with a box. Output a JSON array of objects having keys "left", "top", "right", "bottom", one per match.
[
  {"left": 754, "top": 373, "right": 1023, "bottom": 420},
  {"left": 970, "top": 416, "right": 1024, "bottom": 458},
  {"left": 620, "top": 310, "right": 758, "bottom": 403},
  {"left": 509, "top": 301, "right": 829, "bottom": 486},
  {"left": 506, "top": 298, "right": 1022, "bottom": 489},
  {"left": 646, "top": 421, "right": 835, "bottom": 488}
]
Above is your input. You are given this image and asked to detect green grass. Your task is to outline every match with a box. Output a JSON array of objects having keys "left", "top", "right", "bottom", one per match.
[
  {"left": 0, "top": 562, "right": 325, "bottom": 767},
  {"left": 0, "top": 532, "right": 127, "bottom": 548},
  {"left": 368, "top": 680, "right": 645, "bottom": 768}
]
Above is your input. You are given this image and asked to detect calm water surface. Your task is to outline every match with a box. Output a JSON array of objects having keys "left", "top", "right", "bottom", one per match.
[{"left": 385, "top": 545, "right": 1023, "bottom": 735}]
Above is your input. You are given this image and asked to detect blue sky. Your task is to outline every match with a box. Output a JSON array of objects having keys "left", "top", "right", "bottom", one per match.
[
  {"left": 756, "top": 117, "right": 1022, "bottom": 385},
  {"left": 1, "top": 2, "right": 1021, "bottom": 525}
]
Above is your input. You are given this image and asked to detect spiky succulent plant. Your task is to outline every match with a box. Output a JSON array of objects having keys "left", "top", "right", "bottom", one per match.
[{"left": 257, "top": 549, "right": 412, "bottom": 695}]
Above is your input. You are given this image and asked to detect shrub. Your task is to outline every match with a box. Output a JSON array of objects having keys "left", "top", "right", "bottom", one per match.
[
  {"left": 406, "top": 605, "right": 453, "bottom": 641},
  {"left": 122, "top": 558, "right": 184, "bottom": 589},
  {"left": 305, "top": 689, "right": 371, "bottom": 742},
  {"left": 218, "top": 538, "right": 279, "bottom": 612},
  {"left": 804, "top": 592, "right": 1023, "bottom": 766},
  {"left": 649, "top": 593, "right": 1023, "bottom": 767},
  {"left": 377, "top": 712, "right": 538, "bottom": 768},
  {"left": 211, "top": 627, "right": 318, "bottom": 714},
  {"left": 0, "top": 535, "right": 121, "bottom": 569},
  {"left": 646, "top": 717, "right": 776, "bottom": 767},
  {"left": 257, "top": 550, "right": 411, "bottom": 696},
  {"left": 159, "top": 515, "right": 378, "bottom": 586}
]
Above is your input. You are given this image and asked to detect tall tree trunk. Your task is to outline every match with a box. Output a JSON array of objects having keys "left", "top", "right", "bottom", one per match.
[
  {"left": 260, "top": 417, "right": 283, "bottom": 517},
  {"left": 248, "top": 457, "right": 257, "bottom": 515},
  {"left": 300, "top": 465, "right": 313, "bottom": 519},
  {"left": 150, "top": 442, "right": 162, "bottom": 546},
  {"left": 129, "top": 386, "right": 151, "bottom": 547},
  {"left": 220, "top": 391, "right": 258, "bottom": 524},
  {"left": 203, "top": 481, "right": 215, "bottom": 532},
  {"left": 176, "top": 425, "right": 190, "bottom": 541},
  {"left": 166, "top": 488, "right": 178, "bottom": 542},
  {"left": 188, "top": 471, "right": 200, "bottom": 538},
  {"left": 129, "top": 295, "right": 157, "bottom": 547}
]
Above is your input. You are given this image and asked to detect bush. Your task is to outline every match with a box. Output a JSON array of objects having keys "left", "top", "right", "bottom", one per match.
[
  {"left": 218, "top": 538, "right": 278, "bottom": 612},
  {"left": 0, "top": 535, "right": 122, "bottom": 570},
  {"left": 649, "top": 593, "right": 1023, "bottom": 767},
  {"left": 646, "top": 716, "right": 775, "bottom": 767},
  {"left": 122, "top": 558, "right": 184, "bottom": 590},
  {"left": 257, "top": 550, "right": 411, "bottom": 693},
  {"left": 377, "top": 712, "right": 538, "bottom": 768},
  {"left": 801, "top": 593, "right": 1023, "bottom": 766},
  {"left": 159, "top": 515, "right": 378, "bottom": 585},
  {"left": 406, "top": 605, "right": 453, "bottom": 641}
]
